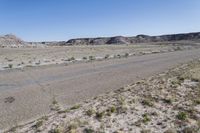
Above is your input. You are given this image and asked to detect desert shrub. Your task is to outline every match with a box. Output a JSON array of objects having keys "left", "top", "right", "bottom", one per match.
[
  {"left": 52, "top": 99, "right": 58, "bottom": 105},
  {"left": 191, "top": 78, "right": 199, "bottom": 82},
  {"left": 89, "top": 56, "right": 95, "bottom": 61},
  {"left": 141, "top": 99, "right": 154, "bottom": 107},
  {"left": 9, "top": 126, "right": 18, "bottom": 132},
  {"left": 117, "top": 54, "right": 121, "bottom": 58},
  {"left": 86, "top": 109, "right": 94, "bottom": 116},
  {"left": 84, "top": 128, "right": 95, "bottom": 133},
  {"left": 7, "top": 59, "right": 13, "bottom": 62},
  {"left": 142, "top": 114, "right": 151, "bottom": 123},
  {"left": 34, "top": 120, "right": 43, "bottom": 128},
  {"left": 68, "top": 123, "right": 78, "bottom": 130},
  {"left": 8, "top": 64, "right": 13, "bottom": 68},
  {"left": 124, "top": 53, "right": 129, "bottom": 57},
  {"left": 70, "top": 104, "right": 81, "bottom": 110},
  {"left": 176, "top": 112, "right": 187, "bottom": 120},
  {"left": 110, "top": 106, "right": 116, "bottom": 113},
  {"left": 104, "top": 54, "right": 110, "bottom": 59},
  {"left": 58, "top": 109, "right": 70, "bottom": 114},
  {"left": 49, "top": 128, "right": 61, "bottom": 133},
  {"left": 35, "top": 62, "right": 41, "bottom": 65},
  {"left": 194, "top": 99, "right": 200, "bottom": 105},
  {"left": 163, "top": 98, "right": 172, "bottom": 104},
  {"left": 164, "top": 128, "right": 177, "bottom": 133},
  {"left": 82, "top": 57, "right": 87, "bottom": 60},
  {"left": 182, "top": 127, "right": 197, "bottom": 133},
  {"left": 141, "top": 129, "right": 152, "bottom": 133},
  {"left": 96, "top": 111, "right": 105, "bottom": 119},
  {"left": 177, "top": 76, "right": 185, "bottom": 81},
  {"left": 41, "top": 116, "right": 48, "bottom": 121},
  {"left": 174, "top": 46, "right": 182, "bottom": 51},
  {"left": 68, "top": 57, "right": 75, "bottom": 61}
]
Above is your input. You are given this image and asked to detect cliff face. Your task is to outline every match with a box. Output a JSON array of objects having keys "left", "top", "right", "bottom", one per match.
[
  {"left": 65, "top": 32, "right": 200, "bottom": 45},
  {"left": 0, "top": 34, "right": 25, "bottom": 47}
]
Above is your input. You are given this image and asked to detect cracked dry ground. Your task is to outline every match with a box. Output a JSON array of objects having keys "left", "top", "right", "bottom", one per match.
[{"left": 7, "top": 59, "right": 200, "bottom": 133}]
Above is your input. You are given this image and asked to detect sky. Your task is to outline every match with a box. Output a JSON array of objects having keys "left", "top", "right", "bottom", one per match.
[{"left": 0, "top": 0, "right": 200, "bottom": 41}]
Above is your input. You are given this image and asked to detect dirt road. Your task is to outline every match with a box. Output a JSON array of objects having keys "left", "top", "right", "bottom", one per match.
[{"left": 1, "top": 49, "right": 200, "bottom": 130}]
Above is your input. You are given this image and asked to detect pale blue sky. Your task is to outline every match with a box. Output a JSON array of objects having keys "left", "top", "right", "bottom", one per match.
[{"left": 0, "top": 0, "right": 200, "bottom": 41}]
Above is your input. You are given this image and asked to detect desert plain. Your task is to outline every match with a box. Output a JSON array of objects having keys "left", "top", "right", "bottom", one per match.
[{"left": 1, "top": 33, "right": 200, "bottom": 133}]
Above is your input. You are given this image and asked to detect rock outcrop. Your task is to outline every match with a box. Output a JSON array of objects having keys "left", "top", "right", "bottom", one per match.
[{"left": 0, "top": 34, "right": 25, "bottom": 47}]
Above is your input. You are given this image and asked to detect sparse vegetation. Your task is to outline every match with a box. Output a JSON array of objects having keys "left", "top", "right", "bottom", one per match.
[
  {"left": 162, "top": 98, "right": 172, "bottom": 104},
  {"left": 176, "top": 112, "right": 187, "bottom": 121},
  {"left": 194, "top": 99, "right": 200, "bottom": 105},
  {"left": 89, "top": 56, "right": 95, "bottom": 61},
  {"left": 70, "top": 104, "right": 81, "bottom": 110},
  {"left": 68, "top": 57, "right": 75, "bottom": 61},
  {"left": 9, "top": 126, "right": 18, "bottom": 132},
  {"left": 164, "top": 128, "right": 177, "bottom": 133},
  {"left": 52, "top": 98, "right": 58, "bottom": 105},
  {"left": 177, "top": 76, "right": 185, "bottom": 82},
  {"left": 104, "top": 54, "right": 110, "bottom": 59},
  {"left": 191, "top": 78, "right": 199, "bottom": 82},
  {"left": 35, "top": 61, "right": 41, "bottom": 65},
  {"left": 142, "top": 114, "right": 151, "bottom": 123},
  {"left": 58, "top": 109, "right": 70, "bottom": 114},
  {"left": 8, "top": 64, "right": 13, "bottom": 68},
  {"left": 141, "top": 99, "right": 154, "bottom": 107},
  {"left": 96, "top": 111, "right": 105, "bottom": 120},
  {"left": 34, "top": 120, "right": 43, "bottom": 128},
  {"left": 182, "top": 127, "right": 197, "bottom": 133},
  {"left": 84, "top": 128, "right": 95, "bottom": 133},
  {"left": 110, "top": 106, "right": 116, "bottom": 113},
  {"left": 7, "top": 59, "right": 13, "bottom": 62},
  {"left": 124, "top": 53, "right": 129, "bottom": 57},
  {"left": 68, "top": 123, "right": 78, "bottom": 130},
  {"left": 49, "top": 128, "right": 61, "bottom": 133},
  {"left": 117, "top": 54, "right": 121, "bottom": 58},
  {"left": 5, "top": 58, "right": 200, "bottom": 132},
  {"left": 83, "top": 57, "right": 87, "bottom": 60},
  {"left": 41, "top": 116, "right": 48, "bottom": 121},
  {"left": 86, "top": 109, "right": 95, "bottom": 116}
]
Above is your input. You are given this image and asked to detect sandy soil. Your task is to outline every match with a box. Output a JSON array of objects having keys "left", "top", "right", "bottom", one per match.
[
  {"left": 0, "top": 44, "right": 194, "bottom": 70},
  {"left": 5, "top": 58, "right": 200, "bottom": 133}
]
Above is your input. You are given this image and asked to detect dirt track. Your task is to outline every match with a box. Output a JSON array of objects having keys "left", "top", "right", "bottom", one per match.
[{"left": 1, "top": 49, "right": 200, "bottom": 130}]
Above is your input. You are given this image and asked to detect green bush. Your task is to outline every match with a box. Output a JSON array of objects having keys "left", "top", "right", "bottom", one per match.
[
  {"left": 142, "top": 114, "right": 151, "bottom": 123},
  {"left": 176, "top": 112, "right": 187, "bottom": 120}
]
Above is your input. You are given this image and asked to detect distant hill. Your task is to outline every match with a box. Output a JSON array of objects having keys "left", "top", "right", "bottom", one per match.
[
  {"left": 64, "top": 32, "right": 200, "bottom": 45},
  {"left": 0, "top": 34, "right": 25, "bottom": 47},
  {"left": 1, "top": 32, "right": 200, "bottom": 47}
]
